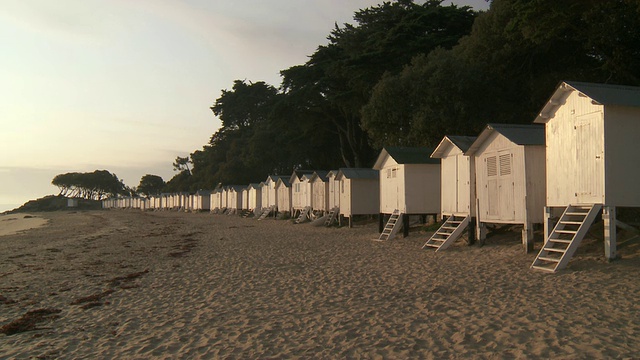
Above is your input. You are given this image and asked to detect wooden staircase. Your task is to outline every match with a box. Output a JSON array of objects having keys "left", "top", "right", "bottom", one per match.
[
  {"left": 258, "top": 206, "right": 275, "bottom": 220},
  {"left": 376, "top": 210, "right": 402, "bottom": 241},
  {"left": 295, "top": 206, "right": 312, "bottom": 224},
  {"left": 422, "top": 215, "right": 470, "bottom": 251},
  {"left": 531, "top": 204, "right": 602, "bottom": 272},
  {"left": 324, "top": 207, "right": 339, "bottom": 226}
]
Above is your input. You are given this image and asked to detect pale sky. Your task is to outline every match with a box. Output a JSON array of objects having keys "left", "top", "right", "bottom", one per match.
[{"left": 0, "top": 0, "right": 489, "bottom": 212}]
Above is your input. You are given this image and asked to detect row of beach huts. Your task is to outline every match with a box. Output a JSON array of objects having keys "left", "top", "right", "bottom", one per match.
[{"left": 103, "top": 81, "right": 640, "bottom": 273}]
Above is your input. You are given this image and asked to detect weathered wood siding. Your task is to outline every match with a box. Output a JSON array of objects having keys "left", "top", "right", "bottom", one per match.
[
  {"left": 328, "top": 172, "right": 340, "bottom": 209},
  {"left": 379, "top": 156, "right": 402, "bottom": 214},
  {"left": 440, "top": 144, "right": 475, "bottom": 217},
  {"left": 311, "top": 177, "right": 329, "bottom": 212},
  {"left": 545, "top": 90, "right": 605, "bottom": 206},
  {"left": 475, "top": 132, "right": 545, "bottom": 224},
  {"left": 291, "top": 177, "right": 311, "bottom": 210},
  {"left": 404, "top": 164, "right": 441, "bottom": 214},
  {"left": 276, "top": 182, "right": 291, "bottom": 212},
  {"left": 248, "top": 187, "right": 261, "bottom": 211},
  {"left": 605, "top": 106, "right": 640, "bottom": 206},
  {"left": 339, "top": 178, "right": 379, "bottom": 217}
]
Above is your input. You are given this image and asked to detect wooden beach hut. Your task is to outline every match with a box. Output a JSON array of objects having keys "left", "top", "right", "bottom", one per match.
[
  {"left": 290, "top": 170, "right": 315, "bottom": 220},
  {"left": 262, "top": 175, "right": 283, "bottom": 211},
  {"left": 194, "top": 190, "right": 211, "bottom": 211},
  {"left": 67, "top": 198, "right": 78, "bottom": 208},
  {"left": 423, "top": 135, "right": 477, "bottom": 251},
  {"left": 327, "top": 170, "right": 341, "bottom": 212},
  {"left": 246, "top": 183, "right": 262, "bottom": 212},
  {"left": 465, "top": 123, "right": 546, "bottom": 253},
  {"left": 531, "top": 81, "right": 640, "bottom": 271},
  {"left": 335, "top": 168, "right": 380, "bottom": 227},
  {"left": 373, "top": 147, "right": 441, "bottom": 240},
  {"left": 227, "top": 186, "right": 244, "bottom": 213},
  {"left": 310, "top": 171, "right": 330, "bottom": 215},
  {"left": 210, "top": 188, "right": 222, "bottom": 212},
  {"left": 276, "top": 178, "right": 292, "bottom": 214},
  {"left": 241, "top": 187, "right": 249, "bottom": 211}
]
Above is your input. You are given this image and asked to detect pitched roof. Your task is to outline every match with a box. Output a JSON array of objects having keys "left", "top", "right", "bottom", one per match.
[
  {"left": 373, "top": 147, "right": 440, "bottom": 169},
  {"left": 335, "top": 168, "right": 379, "bottom": 180},
  {"left": 536, "top": 81, "right": 640, "bottom": 123},
  {"left": 276, "top": 177, "right": 291, "bottom": 187},
  {"left": 265, "top": 175, "right": 285, "bottom": 183},
  {"left": 309, "top": 170, "right": 330, "bottom": 182},
  {"left": 465, "top": 123, "right": 545, "bottom": 156},
  {"left": 431, "top": 135, "right": 477, "bottom": 158},
  {"left": 289, "top": 169, "right": 315, "bottom": 183}
]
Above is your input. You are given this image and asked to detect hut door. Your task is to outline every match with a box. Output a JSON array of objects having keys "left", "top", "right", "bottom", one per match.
[
  {"left": 485, "top": 152, "right": 515, "bottom": 220},
  {"left": 498, "top": 151, "right": 515, "bottom": 221},
  {"left": 457, "top": 155, "right": 470, "bottom": 213},
  {"left": 575, "top": 112, "right": 604, "bottom": 203},
  {"left": 486, "top": 155, "right": 499, "bottom": 218}
]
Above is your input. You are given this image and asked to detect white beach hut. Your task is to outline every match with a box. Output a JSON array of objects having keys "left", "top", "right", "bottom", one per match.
[
  {"left": 227, "top": 186, "right": 244, "bottom": 213},
  {"left": 275, "top": 178, "right": 292, "bottom": 214},
  {"left": 327, "top": 170, "right": 341, "bottom": 211},
  {"left": 241, "top": 187, "right": 249, "bottom": 211},
  {"left": 210, "top": 188, "right": 222, "bottom": 212},
  {"left": 310, "top": 171, "right": 330, "bottom": 214},
  {"left": 247, "top": 183, "right": 262, "bottom": 212},
  {"left": 335, "top": 168, "right": 380, "bottom": 227},
  {"left": 290, "top": 170, "right": 314, "bottom": 214},
  {"left": 194, "top": 190, "right": 211, "bottom": 211},
  {"left": 67, "top": 198, "right": 78, "bottom": 208},
  {"left": 262, "top": 175, "right": 283, "bottom": 210},
  {"left": 423, "top": 135, "right": 477, "bottom": 250},
  {"left": 465, "top": 123, "right": 546, "bottom": 253},
  {"left": 531, "top": 81, "right": 640, "bottom": 271},
  {"left": 373, "top": 147, "right": 441, "bottom": 240}
]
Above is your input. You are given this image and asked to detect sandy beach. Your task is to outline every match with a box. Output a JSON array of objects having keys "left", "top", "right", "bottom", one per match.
[{"left": 1, "top": 210, "right": 639, "bottom": 359}]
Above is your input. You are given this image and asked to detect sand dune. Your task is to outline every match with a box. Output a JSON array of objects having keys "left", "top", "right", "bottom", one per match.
[{"left": 1, "top": 210, "right": 639, "bottom": 358}]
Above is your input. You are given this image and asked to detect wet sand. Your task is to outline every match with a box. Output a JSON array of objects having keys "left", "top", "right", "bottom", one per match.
[{"left": 1, "top": 210, "right": 639, "bottom": 358}]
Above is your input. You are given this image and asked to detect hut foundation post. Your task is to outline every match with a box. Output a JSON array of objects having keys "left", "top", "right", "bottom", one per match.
[
  {"left": 603, "top": 206, "right": 617, "bottom": 261},
  {"left": 402, "top": 214, "right": 410, "bottom": 238},
  {"left": 378, "top": 213, "right": 384, "bottom": 233},
  {"left": 543, "top": 206, "right": 552, "bottom": 244},
  {"left": 522, "top": 221, "right": 534, "bottom": 253},
  {"left": 468, "top": 217, "right": 476, "bottom": 245},
  {"left": 476, "top": 222, "right": 487, "bottom": 245}
]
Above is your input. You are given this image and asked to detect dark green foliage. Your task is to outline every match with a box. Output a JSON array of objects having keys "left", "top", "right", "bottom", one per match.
[
  {"left": 5, "top": 195, "right": 102, "bottom": 214},
  {"left": 165, "top": 0, "right": 640, "bottom": 191},
  {"left": 137, "top": 174, "right": 165, "bottom": 197},
  {"left": 362, "top": 0, "right": 640, "bottom": 148},
  {"left": 51, "top": 170, "right": 126, "bottom": 200}
]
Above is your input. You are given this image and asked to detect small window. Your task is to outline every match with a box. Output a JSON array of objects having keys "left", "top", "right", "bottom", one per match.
[
  {"left": 387, "top": 169, "right": 391, "bottom": 178},
  {"left": 341, "top": 181, "right": 345, "bottom": 193},
  {"left": 391, "top": 168, "right": 397, "bottom": 178}
]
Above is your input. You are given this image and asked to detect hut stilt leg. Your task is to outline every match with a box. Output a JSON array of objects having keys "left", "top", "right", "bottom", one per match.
[
  {"left": 477, "top": 222, "right": 486, "bottom": 245},
  {"left": 522, "top": 221, "right": 534, "bottom": 253},
  {"left": 467, "top": 217, "right": 476, "bottom": 245},
  {"left": 402, "top": 214, "right": 409, "bottom": 238},
  {"left": 543, "top": 206, "right": 552, "bottom": 245},
  {"left": 603, "top": 206, "right": 617, "bottom": 262},
  {"left": 378, "top": 213, "right": 384, "bottom": 233}
]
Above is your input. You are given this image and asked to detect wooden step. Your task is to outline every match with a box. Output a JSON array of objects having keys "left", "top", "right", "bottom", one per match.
[{"left": 544, "top": 248, "right": 566, "bottom": 253}]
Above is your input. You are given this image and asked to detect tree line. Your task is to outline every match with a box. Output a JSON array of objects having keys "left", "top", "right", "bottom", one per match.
[{"left": 62, "top": 0, "right": 640, "bottom": 196}]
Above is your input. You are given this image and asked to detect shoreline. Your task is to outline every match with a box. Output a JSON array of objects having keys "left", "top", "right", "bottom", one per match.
[{"left": 0, "top": 213, "right": 49, "bottom": 237}]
